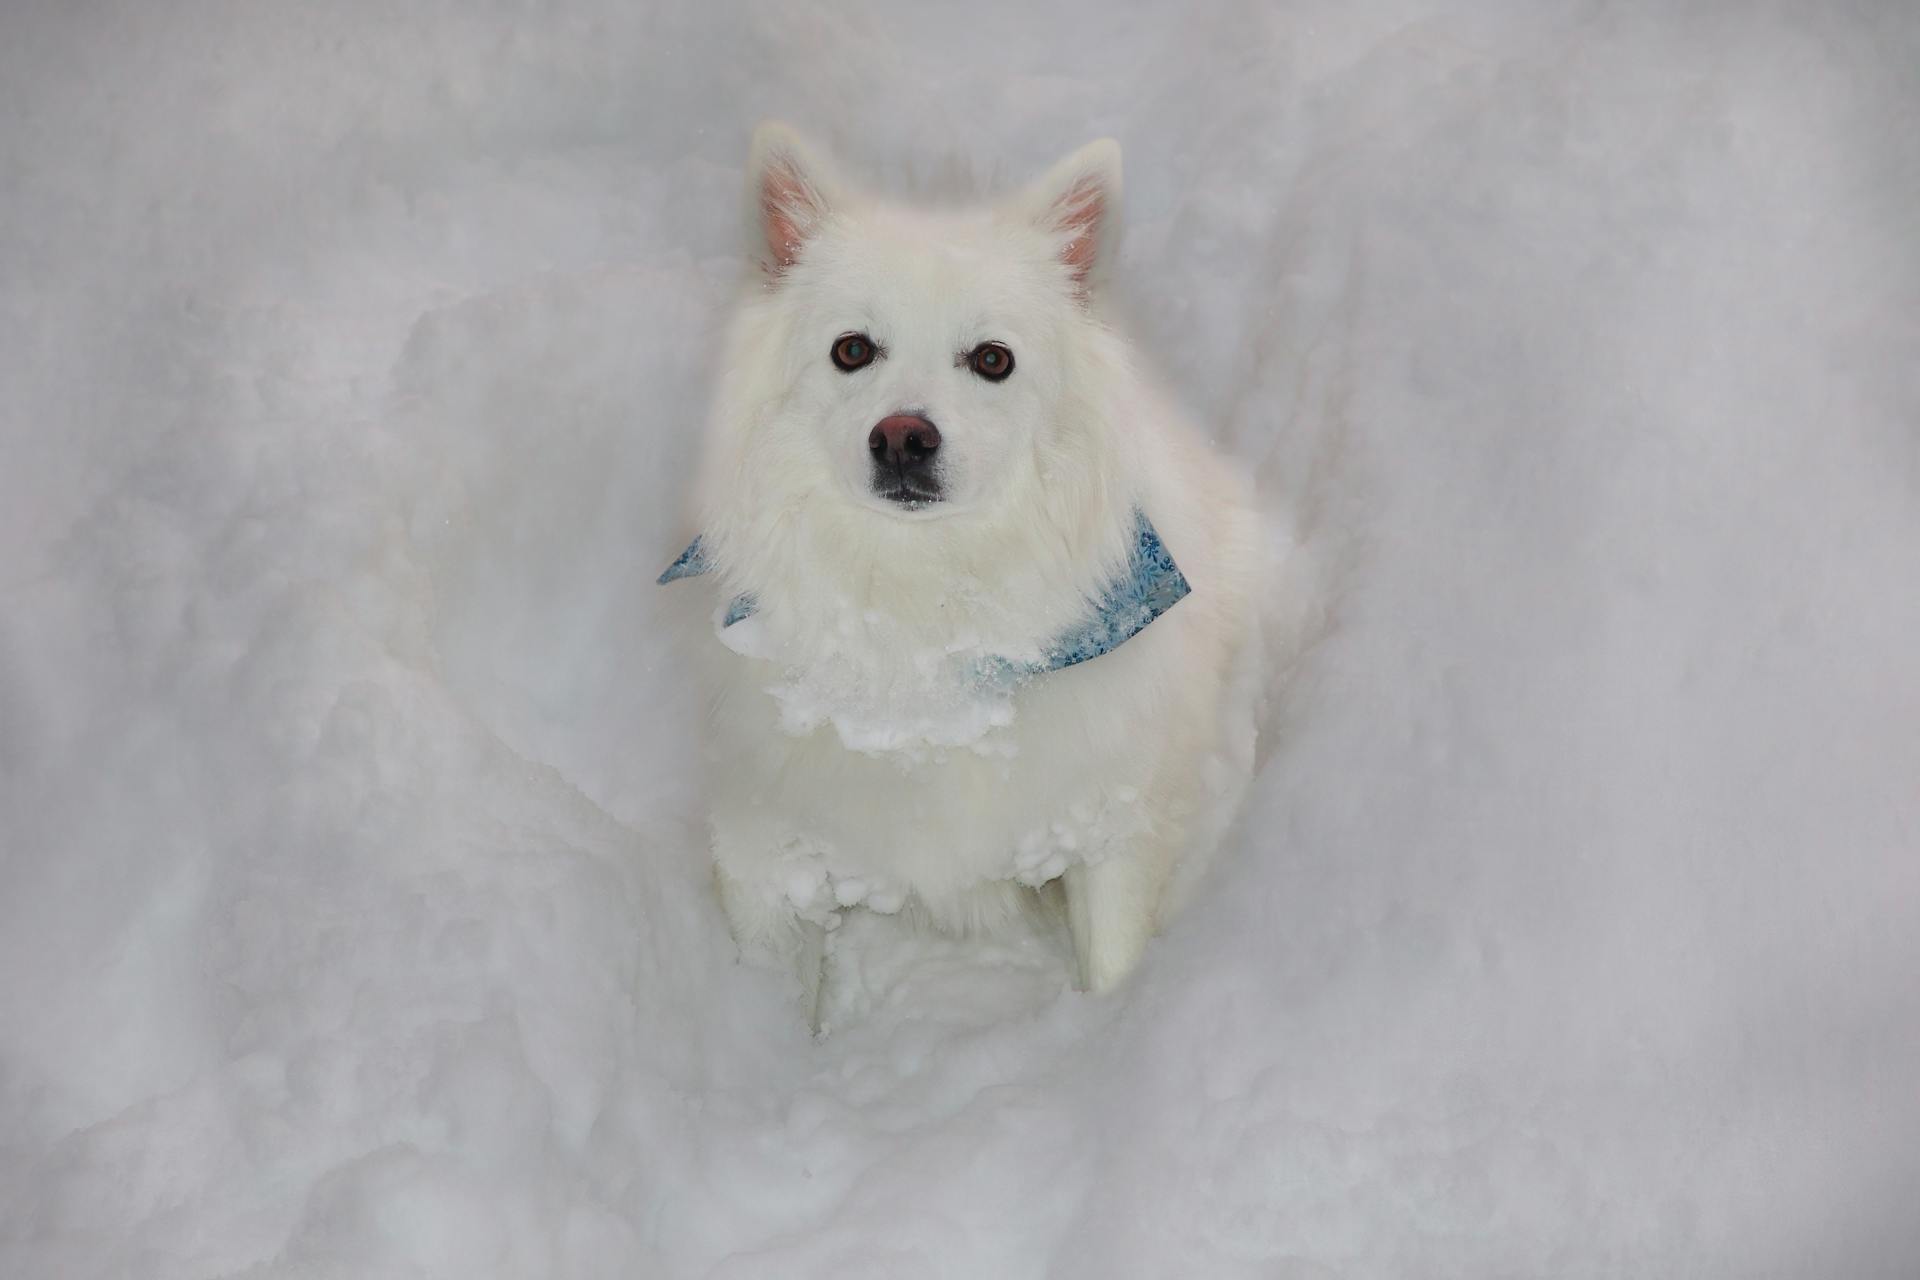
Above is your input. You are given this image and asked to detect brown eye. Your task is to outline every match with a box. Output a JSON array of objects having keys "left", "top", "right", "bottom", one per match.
[
  {"left": 968, "top": 341, "right": 1014, "bottom": 382},
  {"left": 831, "top": 333, "right": 877, "bottom": 371}
]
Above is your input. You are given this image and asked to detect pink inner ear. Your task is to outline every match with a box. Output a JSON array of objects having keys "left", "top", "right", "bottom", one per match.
[
  {"left": 762, "top": 158, "right": 813, "bottom": 273},
  {"left": 1055, "top": 177, "right": 1106, "bottom": 290}
]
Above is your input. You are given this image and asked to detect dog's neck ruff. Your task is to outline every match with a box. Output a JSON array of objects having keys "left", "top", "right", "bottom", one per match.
[{"left": 658, "top": 508, "right": 1190, "bottom": 676}]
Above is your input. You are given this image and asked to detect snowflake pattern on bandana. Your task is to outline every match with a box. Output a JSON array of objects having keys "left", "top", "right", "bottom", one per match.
[
  {"left": 658, "top": 509, "right": 1189, "bottom": 674},
  {"left": 1033, "top": 510, "right": 1190, "bottom": 672}
]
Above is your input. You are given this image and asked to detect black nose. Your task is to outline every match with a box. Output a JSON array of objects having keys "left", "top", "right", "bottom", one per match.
[{"left": 868, "top": 414, "right": 941, "bottom": 468}]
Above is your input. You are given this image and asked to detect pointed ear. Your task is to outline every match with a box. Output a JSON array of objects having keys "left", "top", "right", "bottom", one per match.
[
  {"left": 745, "top": 121, "right": 839, "bottom": 278},
  {"left": 1015, "top": 138, "right": 1123, "bottom": 297}
]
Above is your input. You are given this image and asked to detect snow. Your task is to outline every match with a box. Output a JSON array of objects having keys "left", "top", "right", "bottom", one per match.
[{"left": 3, "top": 1, "right": 1918, "bottom": 1275}]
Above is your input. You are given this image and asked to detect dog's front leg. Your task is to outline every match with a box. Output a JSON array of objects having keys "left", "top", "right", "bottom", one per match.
[
  {"left": 791, "top": 915, "right": 828, "bottom": 1033},
  {"left": 1063, "top": 847, "right": 1173, "bottom": 994},
  {"left": 706, "top": 821, "right": 825, "bottom": 1028}
]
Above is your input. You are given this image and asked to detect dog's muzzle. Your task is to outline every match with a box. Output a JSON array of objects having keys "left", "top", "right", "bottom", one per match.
[{"left": 868, "top": 413, "right": 942, "bottom": 507}]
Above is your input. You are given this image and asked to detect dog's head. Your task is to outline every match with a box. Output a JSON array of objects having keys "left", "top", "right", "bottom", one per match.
[{"left": 722, "top": 124, "right": 1124, "bottom": 524}]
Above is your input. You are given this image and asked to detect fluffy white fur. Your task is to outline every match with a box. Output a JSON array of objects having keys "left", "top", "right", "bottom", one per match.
[{"left": 682, "top": 123, "right": 1267, "bottom": 1020}]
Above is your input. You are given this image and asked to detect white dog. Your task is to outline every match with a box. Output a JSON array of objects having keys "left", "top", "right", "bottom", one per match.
[{"left": 663, "top": 123, "right": 1267, "bottom": 1020}]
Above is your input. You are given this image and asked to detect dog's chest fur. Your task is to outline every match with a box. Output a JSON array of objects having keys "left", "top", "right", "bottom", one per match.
[{"left": 704, "top": 612, "right": 1184, "bottom": 930}]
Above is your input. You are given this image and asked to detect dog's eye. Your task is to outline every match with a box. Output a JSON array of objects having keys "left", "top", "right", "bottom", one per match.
[
  {"left": 831, "top": 333, "right": 878, "bottom": 372},
  {"left": 967, "top": 341, "right": 1014, "bottom": 382}
]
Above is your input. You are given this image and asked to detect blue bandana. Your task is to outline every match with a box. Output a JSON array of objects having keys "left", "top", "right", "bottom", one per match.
[{"left": 660, "top": 509, "right": 1190, "bottom": 676}]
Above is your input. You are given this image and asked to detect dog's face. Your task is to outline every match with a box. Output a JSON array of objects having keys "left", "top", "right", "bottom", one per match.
[{"left": 740, "top": 126, "right": 1121, "bottom": 522}]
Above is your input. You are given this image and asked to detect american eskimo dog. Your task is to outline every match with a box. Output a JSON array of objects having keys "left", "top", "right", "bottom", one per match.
[{"left": 663, "top": 123, "right": 1266, "bottom": 1021}]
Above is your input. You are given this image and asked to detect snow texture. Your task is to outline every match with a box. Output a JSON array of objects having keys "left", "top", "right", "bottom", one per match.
[{"left": 3, "top": 2, "right": 1918, "bottom": 1276}]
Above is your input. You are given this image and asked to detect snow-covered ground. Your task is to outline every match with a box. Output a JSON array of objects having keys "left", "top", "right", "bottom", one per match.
[{"left": 4, "top": 2, "right": 1918, "bottom": 1275}]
